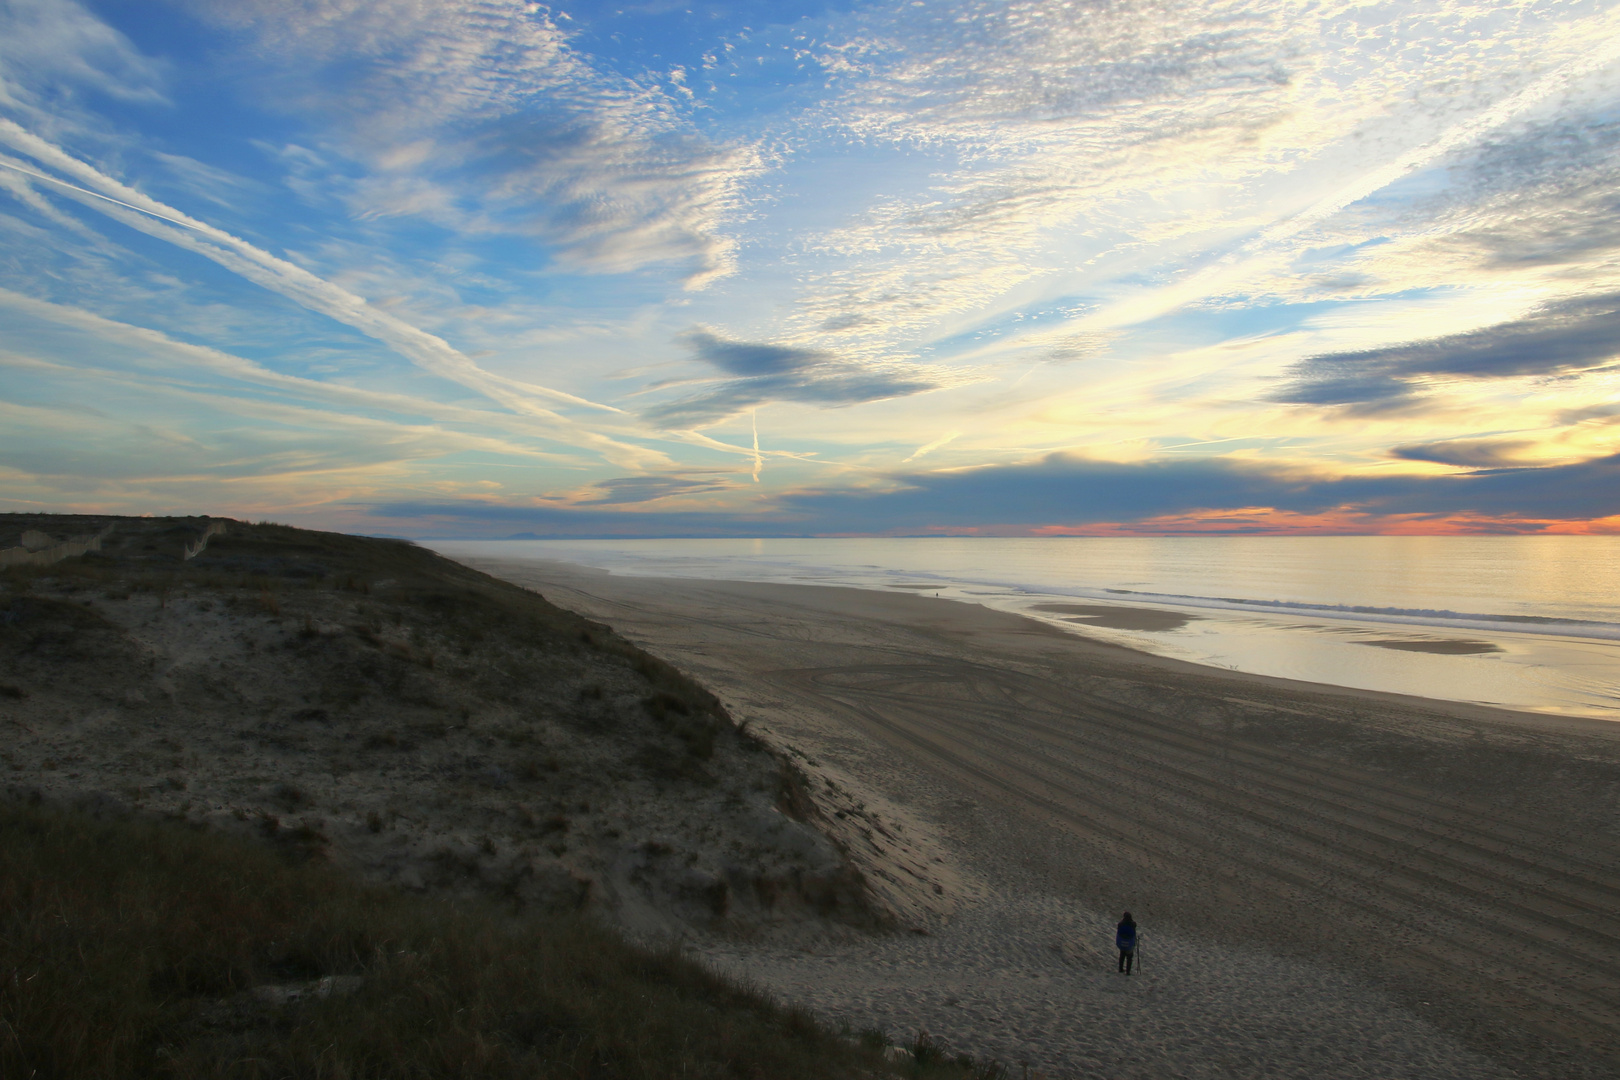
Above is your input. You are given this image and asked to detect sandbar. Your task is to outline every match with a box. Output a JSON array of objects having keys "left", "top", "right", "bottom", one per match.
[
  {"left": 1358, "top": 638, "right": 1504, "bottom": 654},
  {"left": 1030, "top": 601, "right": 1201, "bottom": 632}
]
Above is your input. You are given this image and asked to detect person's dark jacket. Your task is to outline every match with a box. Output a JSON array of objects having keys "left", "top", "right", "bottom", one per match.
[{"left": 1116, "top": 919, "right": 1137, "bottom": 952}]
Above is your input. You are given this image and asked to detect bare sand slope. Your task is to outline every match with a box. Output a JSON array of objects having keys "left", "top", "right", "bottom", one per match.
[{"left": 467, "top": 559, "right": 1620, "bottom": 1079}]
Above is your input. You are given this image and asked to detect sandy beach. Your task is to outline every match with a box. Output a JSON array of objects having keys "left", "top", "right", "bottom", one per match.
[{"left": 466, "top": 557, "right": 1620, "bottom": 1079}]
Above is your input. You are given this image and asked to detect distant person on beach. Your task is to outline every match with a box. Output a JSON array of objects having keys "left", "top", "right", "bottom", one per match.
[{"left": 1116, "top": 912, "right": 1138, "bottom": 974}]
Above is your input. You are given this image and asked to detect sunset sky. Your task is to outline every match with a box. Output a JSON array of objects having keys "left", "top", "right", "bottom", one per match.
[{"left": 4, "top": 0, "right": 1620, "bottom": 536}]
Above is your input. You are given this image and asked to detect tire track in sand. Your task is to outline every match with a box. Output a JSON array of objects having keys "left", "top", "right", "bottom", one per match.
[{"left": 771, "top": 661, "right": 1620, "bottom": 1060}]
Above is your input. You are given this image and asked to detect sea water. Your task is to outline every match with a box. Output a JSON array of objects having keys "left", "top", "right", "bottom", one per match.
[{"left": 428, "top": 536, "right": 1620, "bottom": 720}]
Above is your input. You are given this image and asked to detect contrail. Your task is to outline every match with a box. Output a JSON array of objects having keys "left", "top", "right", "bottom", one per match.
[
  {"left": 903, "top": 430, "right": 961, "bottom": 463},
  {"left": 0, "top": 121, "right": 657, "bottom": 465},
  {"left": 0, "top": 158, "right": 208, "bottom": 233},
  {"left": 664, "top": 427, "right": 837, "bottom": 467},
  {"left": 751, "top": 409, "right": 763, "bottom": 482},
  {"left": 0, "top": 287, "right": 610, "bottom": 455}
]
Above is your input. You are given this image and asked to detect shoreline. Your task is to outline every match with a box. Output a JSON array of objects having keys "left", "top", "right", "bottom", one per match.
[
  {"left": 426, "top": 540, "right": 1620, "bottom": 722},
  {"left": 460, "top": 555, "right": 1620, "bottom": 1078},
  {"left": 475, "top": 553, "right": 1620, "bottom": 736}
]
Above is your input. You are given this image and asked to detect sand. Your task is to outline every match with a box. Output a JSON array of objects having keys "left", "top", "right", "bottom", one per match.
[
  {"left": 1030, "top": 602, "right": 1202, "bottom": 632},
  {"left": 464, "top": 557, "right": 1620, "bottom": 1080},
  {"left": 1357, "top": 638, "right": 1504, "bottom": 655},
  {"left": 0, "top": 525, "right": 882, "bottom": 939}
]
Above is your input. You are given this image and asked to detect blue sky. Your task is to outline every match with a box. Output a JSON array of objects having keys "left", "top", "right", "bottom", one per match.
[{"left": 3, "top": 0, "right": 1620, "bottom": 536}]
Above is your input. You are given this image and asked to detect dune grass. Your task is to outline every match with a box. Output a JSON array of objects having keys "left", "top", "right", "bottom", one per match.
[{"left": 0, "top": 800, "right": 998, "bottom": 1079}]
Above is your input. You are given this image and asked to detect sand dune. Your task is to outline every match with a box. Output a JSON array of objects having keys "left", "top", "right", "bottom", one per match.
[
  {"left": 0, "top": 520, "right": 881, "bottom": 941},
  {"left": 468, "top": 558, "right": 1620, "bottom": 1079}
]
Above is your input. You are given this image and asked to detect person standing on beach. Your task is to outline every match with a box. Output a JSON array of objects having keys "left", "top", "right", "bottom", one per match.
[{"left": 1116, "top": 912, "right": 1138, "bottom": 974}]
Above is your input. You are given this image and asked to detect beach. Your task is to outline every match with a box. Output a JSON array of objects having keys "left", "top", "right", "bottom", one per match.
[
  {"left": 433, "top": 535, "right": 1620, "bottom": 719},
  {"left": 464, "top": 556, "right": 1620, "bottom": 1079}
]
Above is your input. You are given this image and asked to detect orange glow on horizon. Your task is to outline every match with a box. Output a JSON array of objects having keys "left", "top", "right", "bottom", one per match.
[{"left": 880, "top": 509, "right": 1620, "bottom": 537}]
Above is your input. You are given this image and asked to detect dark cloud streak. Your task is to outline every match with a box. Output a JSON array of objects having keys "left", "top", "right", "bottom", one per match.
[
  {"left": 370, "top": 500, "right": 791, "bottom": 538},
  {"left": 373, "top": 452, "right": 1620, "bottom": 536},
  {"left": 640, "top": 329, "right": 939, "bottom": 426},
  {"left": 1389, "top": 439, "right": 1533, "bottom": 468},
  {"left": 1278, "top": 292, "right": 1620, "bottom": 407},
  {"left": 781, "top": 453, "right": 1620, "bottom": 528}
]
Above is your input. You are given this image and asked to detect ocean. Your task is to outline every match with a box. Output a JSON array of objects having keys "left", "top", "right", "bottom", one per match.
[{"left": 428, "top": 536, "right": 1620, "bottom": 720}]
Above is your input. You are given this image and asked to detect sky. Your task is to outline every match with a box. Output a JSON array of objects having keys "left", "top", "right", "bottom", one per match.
[{"left": 3, "top": 0, "right": 1620, "bottom": 538}]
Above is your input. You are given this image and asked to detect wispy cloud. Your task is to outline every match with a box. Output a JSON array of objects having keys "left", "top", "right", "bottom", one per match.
[
  {"left": 1080, "top": 16, "right": 1620, "bottom": 332},
  {"left": 186, "top": 0, "right": 762, "bottom": 287},
  {"left": 779, "top": 0, "right": 1620, "bottom": 365},
  {"left": 0, "top": 287, "right": 608, "bottom": 461},
  {"left": 5, "top": 0, "right": 1620, "bottom": 533},
  {"left": 0, "top": 118, "right": 669, "bottom": 469},
  {"left": 0, "top": 351, "right": 532, "bottom": 485},
  {"left": 0, "top": 0, "right": 166, "bottom": 113}
]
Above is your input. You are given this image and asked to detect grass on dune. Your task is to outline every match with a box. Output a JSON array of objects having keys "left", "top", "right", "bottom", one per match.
[{"left": 0, "top": 800, "right": 998, "bottom": 1080}]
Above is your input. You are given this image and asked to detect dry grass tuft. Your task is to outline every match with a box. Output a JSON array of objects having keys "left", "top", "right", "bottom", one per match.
[{"left": 0, "top": 801, "right": 999, "bottom": 1079}]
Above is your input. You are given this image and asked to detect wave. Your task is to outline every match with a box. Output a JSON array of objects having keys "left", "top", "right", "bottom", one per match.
[
  {"left": 696, "top": 565, "right": 1620, "bottom": 643},
  {"left": 436, "top": 539, "right": 1620, "bottom": 645},
  {"left": 1082, "top": 588, "right": 1620, "bottom": 640}
]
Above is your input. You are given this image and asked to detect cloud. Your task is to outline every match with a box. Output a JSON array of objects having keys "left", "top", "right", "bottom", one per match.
[
  {"left": 785, "top": 455, "right": 1322, "bottom": 529},
  {"left": 0, "top": 356, "right": 509, "bottom": 484},
  {"left": 0, "top": 119, "right": 674, "bottom": 469},
  {"left": 778, "top": 0, "right": 1620, "bottom": 367},
  {"left": 1390, "top": 439, "right": 1537, "bottom": 469},
  {"left": 578, "top": 475, "right": 731, "bottom": 505},
  {"left": 1431, "top": 110, "right": 1620, "bottom": 273},
  {"left": 641, "top": 329, "right": 941, "bottom": 426},
  {"left": 903, "top": 430, "right": 962, "bottom": 463},
  {"left": 0, "top": 0, "right": 167, "bottom": 113},
  {"left": 8, "top": 0, "right": 1620, "bottom": 537},
  {"left": 364, "top": 452, "right": 1620, "bottom": 537},
  {"left": 184, "top": 0, "right": 760, "bottom": 286},
  {"left": 780, "top": 452, "right": 1620, "bottom": 531},
  {"left": 1083, "top": 24, "right": 1620, "bottom": 332},
  {"left": 0, "top": 287, "right": 604, "bottom": 462},
  {"left": 369, "top": 499, "right": 787, "bottom": 539},
  {"left": 1276, "top": 292, "right": 1620, "bottom": 407},
  {"left": 772, "top": 0, "right": 1308, "bottom": 350},
  {"left": 686, "top": 334, "right": 831, "bottom": 378},
  {"left": 1277, "top": 104, "right": 1620, "bottom": 323}
]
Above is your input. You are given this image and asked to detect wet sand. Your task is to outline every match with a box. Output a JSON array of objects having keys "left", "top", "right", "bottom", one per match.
[
  {"left": 465, "top": 558, "right": 1620, "bottom": 1078},
  {"left": 1358, "top": 638, "right": 1504, "bottom": 654}
]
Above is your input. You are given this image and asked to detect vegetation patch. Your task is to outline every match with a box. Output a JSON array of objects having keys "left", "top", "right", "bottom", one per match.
[
  {"left": 0, "top": 800, "right": 999, "bottom": 1080},
  {"left": 0, "top": 514, "right": 888, "bottom": 930}
]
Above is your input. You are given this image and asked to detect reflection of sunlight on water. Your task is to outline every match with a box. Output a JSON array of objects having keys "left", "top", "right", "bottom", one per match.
[
  {"left": 1003, "top": 596, "right": 1620, "bottom": 718},
  {"left": 429, "top": 537, "right": 1620, "bottom": 720}
]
